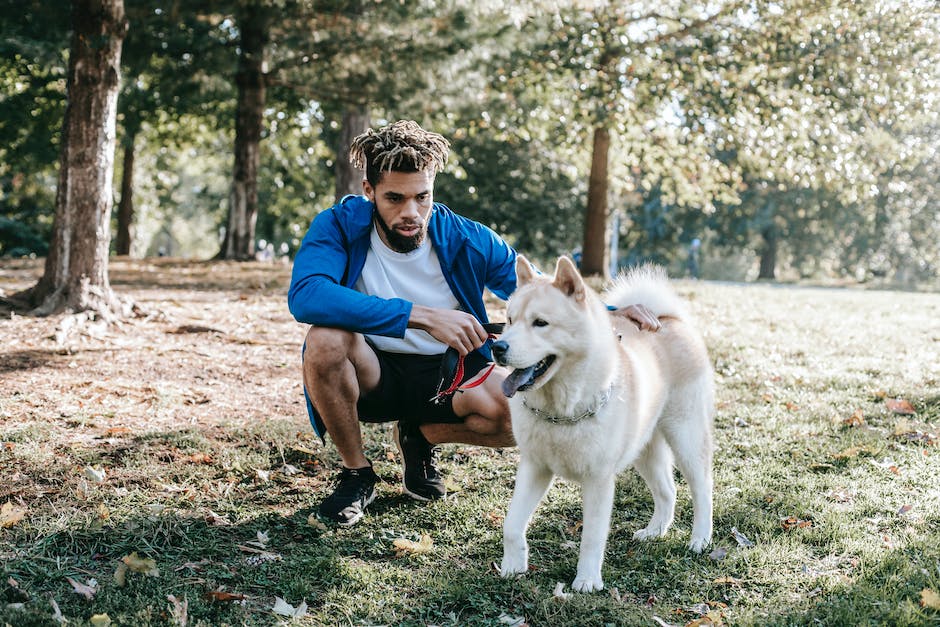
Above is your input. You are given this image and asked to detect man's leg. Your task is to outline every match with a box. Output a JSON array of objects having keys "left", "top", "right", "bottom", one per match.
[
  {"left": 422, "top": 367, "right": 515, "bottom": 447},
  {"left": 303, "top": 326, "right": 381, "bottom": 525}
]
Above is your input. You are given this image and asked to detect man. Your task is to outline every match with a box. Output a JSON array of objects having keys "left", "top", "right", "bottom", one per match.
[{"left": 288, "top": 120, "right": 658, "bottom": 526}]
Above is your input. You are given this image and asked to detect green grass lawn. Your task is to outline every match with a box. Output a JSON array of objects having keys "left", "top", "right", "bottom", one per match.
[{"left": 2, "top": 268, "right": 940, "bottom": 626}]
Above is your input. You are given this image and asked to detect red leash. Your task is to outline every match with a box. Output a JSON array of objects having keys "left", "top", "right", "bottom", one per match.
[{"left": 430, "top": 332, "right": 499, "bottom": 404}]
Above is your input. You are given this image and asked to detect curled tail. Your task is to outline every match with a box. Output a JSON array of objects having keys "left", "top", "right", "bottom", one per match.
[{"left": 603, "top": 264, "right": 689, "bottom": 320}]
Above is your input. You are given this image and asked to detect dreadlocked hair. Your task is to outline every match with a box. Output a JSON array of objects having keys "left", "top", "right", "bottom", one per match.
[{"left": 349, "top": 120, "right": 450, "bottom": 186}]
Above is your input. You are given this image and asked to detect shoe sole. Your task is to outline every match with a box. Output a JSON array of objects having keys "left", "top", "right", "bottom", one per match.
[
  {"left": 393, "top": 423, "right": 443, "bottom": 502},
  {"left": 334, "top": 486, "right": 377, "bottom": 527}
]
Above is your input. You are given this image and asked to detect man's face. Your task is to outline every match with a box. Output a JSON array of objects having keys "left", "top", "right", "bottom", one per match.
[{"left": 364, "top": 169, "right": 434, "bottom": 253}]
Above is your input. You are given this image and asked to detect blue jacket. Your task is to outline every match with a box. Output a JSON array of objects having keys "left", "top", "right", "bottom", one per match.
[
  {"left": 288, "top": 195, "right": 518, "bottom": 438},
  {"left": 288, "top": 195, "right": 517, "bottom": 332},
  {"left": 287, "top": 196, "right": 516, "bottom": 337}
]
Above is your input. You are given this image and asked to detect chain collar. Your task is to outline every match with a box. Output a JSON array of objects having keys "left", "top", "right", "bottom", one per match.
[{"left": 522, "top": 385, "right": 614, "bottom": 424}]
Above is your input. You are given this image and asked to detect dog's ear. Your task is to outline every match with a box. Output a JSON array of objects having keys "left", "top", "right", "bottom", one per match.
[
  {"left": 515, "top": 255, "right": 536, "bottom": 286},
  {"left": 553, "top": 255, "right": 586, "bottom": 302}
]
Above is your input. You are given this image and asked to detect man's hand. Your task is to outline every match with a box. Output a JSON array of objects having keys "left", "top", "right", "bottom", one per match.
[
  {"left": 410, "top": 305, "right": 488, "bottom": 355},
  {"left": 612, "top": 304, "right": 661, "bottom": 332}
]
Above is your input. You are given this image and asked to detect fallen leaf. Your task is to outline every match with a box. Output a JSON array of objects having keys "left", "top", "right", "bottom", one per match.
[
  {"left": 497, "top": 613, "right": 528, "bottom": 626},
  {"left": 167, "top": 594, "right": 188, "bottom": 627},
  {"left": 184, "top": 452, "right": 213, "bottom": 464},
  {"left": 781, "top": 516, "right": 814, "bottom": 531},
  {"left": 67, "top": 576, "right": 98, "bottom": 600},
  {"left": 842, "top": 409, "right": 865, "bottom": 427},
  {"left": 113, "top": 562, "right": 127, "bottom": 587},
  {"left": 7, "top": 576, "right": 19, "bottom": 588},
  {"left": 0, "top": 502, "right": 26, "bottom": 528},
  {"left": 651, "top": 617, "right": 680, "bottom": 627},
  {"left": 306, "top": 514, "right": 328, "bottom": 532},
  {"left": 89, "top": 614, "right": 112, "bottom": 626},
  {"left": 104, "top": 427, "right": 132, "bottom": 436},
  {"left": 205, "top": 590, "right": 247, "bottom": 602},
  {"left": 708, "top": 547, "right": 728, "bottom": 561},
  {"left": 122, "top": 552, "right": 160, "bottom": 576},
  {"left": 713, "top": 576, "right": 743, "bottom": 586},
  {"left": 730, "top": 527, "right": 754, "bottom": 548},
  {"left": 921, "top": 588, "right": 940, "bottom": 610},
  {"left": 393, "top": 534, "right": 433, "bottom": 557},
  {"left": 827, "top": 489, "right": 853, "bottom": 503},
  {"left": 50, "top": 598, "right": 67, "bottom": 625},
  {"left": 886, "top": 398, "right": 916, "bottom": 415},
  {"left": 897, "top": 504, "right": 913, "bottom": 516},
  {"left": 834, "top": 445, "right": 878, "bottom": 460},
  {"left": 255, "top": 469, "right": 270, "bottom": 482},
  {"left": 83, "top": 465, "right": 107, "bottom": 483},
  {"left": 552, "top": 582, "right": 571, "bottom": 600},
  {"left": 280, "top": 464, "right": 300, "bottom": 475},
  {"left": 785, "top": 401, "right": 799, "bottom": 412},
  {"left": 205, "top": 510, "right": 232, "bottom": 526},
  {"left": 272, "top": 596, "right": 308, "bottom": 618}
]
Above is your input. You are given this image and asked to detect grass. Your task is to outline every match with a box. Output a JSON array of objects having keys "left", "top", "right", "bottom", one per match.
[{"left": 2, "top": 262, "right": 940, "bottom": 626}]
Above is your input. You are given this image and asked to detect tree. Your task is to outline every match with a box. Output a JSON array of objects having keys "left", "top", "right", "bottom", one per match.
[{"left": 19, "top": 0, "right": 129, "bottom": 318}]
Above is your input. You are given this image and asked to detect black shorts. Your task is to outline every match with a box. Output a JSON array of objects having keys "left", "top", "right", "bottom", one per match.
[
  {"left": 303, "top": 345, "right": 491, "bottom": 438},
  {"left": 358, "top": 349, "right": 491, "bottom": 426}
]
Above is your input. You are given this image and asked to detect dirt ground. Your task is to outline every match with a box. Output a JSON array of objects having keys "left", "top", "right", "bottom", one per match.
[{"left": 0, "top": 258, "right": 311, "bottom": 496}]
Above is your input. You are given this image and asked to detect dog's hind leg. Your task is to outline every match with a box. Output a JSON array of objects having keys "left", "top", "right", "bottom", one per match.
[
  {"left": 632, "top": 431, "right": 677, "bottom": 542},
  {"left": 500, "top": 459, "right": 554, "bottom": 578},
  {"left": 663, "top": 402, "right": 714, "bottom": 553}
]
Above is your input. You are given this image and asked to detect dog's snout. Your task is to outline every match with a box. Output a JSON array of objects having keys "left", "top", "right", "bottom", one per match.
[{"left": 491, "top": 340, "right": 509, "bottom": 364}]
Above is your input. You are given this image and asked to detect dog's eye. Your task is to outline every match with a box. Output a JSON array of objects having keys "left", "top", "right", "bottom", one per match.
[{"left": 533, "top": 318, "right": 549, "bottom": 327}]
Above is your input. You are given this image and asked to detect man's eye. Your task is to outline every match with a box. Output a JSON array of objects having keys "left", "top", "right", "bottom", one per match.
[{"left": 533, "top": 318, "right": 549, "bottom": 327}]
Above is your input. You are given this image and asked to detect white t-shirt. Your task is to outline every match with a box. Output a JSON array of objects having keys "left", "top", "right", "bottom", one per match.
[{"left": 354, "top": 226, "right": 459, "bottom": 355}]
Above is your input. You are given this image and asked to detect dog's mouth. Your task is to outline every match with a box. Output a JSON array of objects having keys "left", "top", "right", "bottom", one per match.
[{"left": 501, "top": 355, "right": 556, "bottom": 398}]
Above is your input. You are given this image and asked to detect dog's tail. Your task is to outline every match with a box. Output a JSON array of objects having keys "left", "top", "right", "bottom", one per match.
[{"left": 603, "top": 263, "right": 689, "bottom": 320}]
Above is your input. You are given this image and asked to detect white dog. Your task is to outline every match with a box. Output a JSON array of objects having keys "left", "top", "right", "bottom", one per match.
[{"left": 492, "top": 255, "right": 714, "bottom": 592}]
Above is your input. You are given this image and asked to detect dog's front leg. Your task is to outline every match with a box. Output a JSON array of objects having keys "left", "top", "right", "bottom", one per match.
[
  {"left": 500, "top": 458, "right": 553, "bottom": 578},
  {"left": 572, "top": 476, "right": 616, "bottom": 592}
]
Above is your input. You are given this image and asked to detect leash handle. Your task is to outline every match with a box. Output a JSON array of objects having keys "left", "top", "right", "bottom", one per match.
[{"left": 430, "top": 328, "right": 501, "bottom": 404}]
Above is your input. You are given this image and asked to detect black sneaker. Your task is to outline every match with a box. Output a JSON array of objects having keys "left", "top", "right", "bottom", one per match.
[
  {"left": 318, "top": 464, "right": 378, "bottom": 526},
  {"left": 394, "top": 422, "right": 446, "bottom": 501}
]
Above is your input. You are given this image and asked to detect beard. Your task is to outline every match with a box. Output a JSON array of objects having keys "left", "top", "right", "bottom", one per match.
[{"left": 373, "top": 210, "right": 426, "bottom": 253}]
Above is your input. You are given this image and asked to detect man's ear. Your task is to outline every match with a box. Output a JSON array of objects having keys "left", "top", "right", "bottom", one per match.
[
  {"left": 515, "top": 255, "right": 536, "bottom": 286},
  {"left": 362, "top": 179, "right": 374, "bottom": 203},
  {"left": 552, "top": 255, "right": 586, "bottom": 302}
]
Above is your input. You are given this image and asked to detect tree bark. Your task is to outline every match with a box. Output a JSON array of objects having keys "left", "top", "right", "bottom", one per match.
[
  {"left": 22, "top": 0, "right": 128, "bottom": 318},
  {"left": 220, "top": 4, "right": 269, "bottom": 260},
  {"left": 334, "top": 105, "right": 370, "bottom": 202},
  {"left": 580, "top": 125, "right": 610, "bottom": 278},
  {"left": 758, "top": 225, "right": 777, "bottom": 280},
  {"left": 114, "top": 132, "right": 136, "bottom": 256}
]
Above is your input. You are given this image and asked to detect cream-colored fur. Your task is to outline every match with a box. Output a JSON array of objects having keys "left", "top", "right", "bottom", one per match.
[{"left": 495, "top": 256, "right": 714, "bottom": 593}]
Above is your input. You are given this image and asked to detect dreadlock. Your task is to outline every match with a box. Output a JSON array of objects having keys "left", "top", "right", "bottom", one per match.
[{"left": 349, "top": 120, "right": 450, "bottom": 187}]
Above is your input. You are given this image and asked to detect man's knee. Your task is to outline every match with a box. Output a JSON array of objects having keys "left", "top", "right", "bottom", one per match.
[{"left": 304, "top": 326, "right": 358, "bottom": 372}]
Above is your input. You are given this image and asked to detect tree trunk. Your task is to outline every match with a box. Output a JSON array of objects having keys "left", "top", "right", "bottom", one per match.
[
  {"left": 580, "top": 125, "right": 610, "bottom": 278},
  {"left": 114, "top": 132, "right": 136, "bottom": 256},
  {"left": 22, "top": 0, "right": 128, "bottom": 318},
  {"left": 220, "top": 5, "right": 269, "bottom": 260},
  {"left": 758, "top": 226, "right": 777, "bottom": 280},
  {"left": 334, "top": 105, "right": 370, "bottom": 202}
]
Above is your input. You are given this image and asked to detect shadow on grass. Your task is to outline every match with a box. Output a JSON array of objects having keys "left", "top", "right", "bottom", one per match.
[{"left": 0, "top": 349, "right": 64, "bottom": 374}]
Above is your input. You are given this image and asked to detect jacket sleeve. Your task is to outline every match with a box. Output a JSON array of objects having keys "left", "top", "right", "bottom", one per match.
[
  {"left": 480, "top": 223, "right": 517, "bottom": 300},
  {"left": 287, "top": 208, "right": 412, "bottom": 337}
]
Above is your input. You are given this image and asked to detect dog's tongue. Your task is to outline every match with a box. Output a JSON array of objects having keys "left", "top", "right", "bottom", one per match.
[{"left": 502, "top": 366, "right": 536, "bottom": 397}]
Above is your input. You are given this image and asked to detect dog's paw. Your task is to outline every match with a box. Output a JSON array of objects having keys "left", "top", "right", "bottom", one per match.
[
  {"left": 689, "top": 535, "right": 711, "bottom": 553},
  {"left": 499, "top": 553, "right": 528, "bottom": 578},
  {"left": 633, "top": 524, "right": 668, "bottom": 542},
  {"left": 571, "top": 574, "right": 604, "bottom": 593}
]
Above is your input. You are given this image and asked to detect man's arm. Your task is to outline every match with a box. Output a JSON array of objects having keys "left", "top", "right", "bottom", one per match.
[{"left": 409, "top": 305, "right": 489, "bottom": 356}]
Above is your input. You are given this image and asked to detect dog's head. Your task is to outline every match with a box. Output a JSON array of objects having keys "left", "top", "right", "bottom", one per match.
[{"left": 493, "top": 255, "right": 593, "bottom": 397}]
